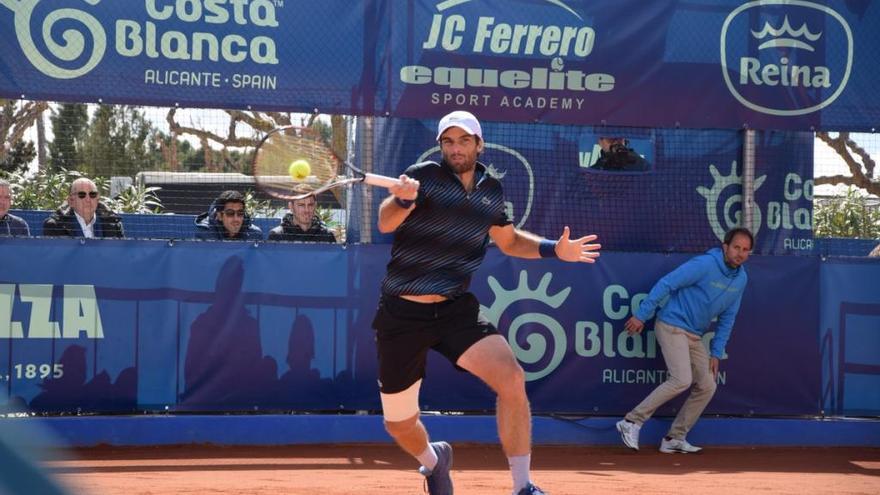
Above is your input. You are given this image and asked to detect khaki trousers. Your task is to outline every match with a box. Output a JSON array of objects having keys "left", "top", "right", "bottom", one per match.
[{"left": 624, "top": 320, "right": 717, "bottom": 440}]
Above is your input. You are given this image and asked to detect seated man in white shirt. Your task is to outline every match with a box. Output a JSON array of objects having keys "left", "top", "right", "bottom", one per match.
[{"left": 43, "top": 178, "right": 124, "bottom": 238}]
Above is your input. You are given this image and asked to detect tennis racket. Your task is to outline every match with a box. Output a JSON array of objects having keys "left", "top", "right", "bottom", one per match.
[{"left": 252, "top": 125, "right": 400, "bottom": 200}]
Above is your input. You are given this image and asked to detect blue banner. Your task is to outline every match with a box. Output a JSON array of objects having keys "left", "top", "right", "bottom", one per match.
[
  {"left": 0, "top": 1, "right": 877, "bottom": 130},
  {"left": 820, "top": 258, "right": 880, "bottom": 416},
  {"left": 0, "top": 238, "right": 825, "bottom": 415},
  {"left": 360, "top": 118, "right": 812, "bottom": 254}
]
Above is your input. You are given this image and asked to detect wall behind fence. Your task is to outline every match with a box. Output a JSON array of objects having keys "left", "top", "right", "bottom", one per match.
[
  {"left": 2, "top": 237, "right": 870, "bottom": 416},
  {"left": 1, "top": 0, "right": 878, "bottom": 130}
]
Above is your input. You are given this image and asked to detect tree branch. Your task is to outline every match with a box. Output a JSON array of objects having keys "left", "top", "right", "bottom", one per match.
[{"left": 815, "top": 132, "right": 880, "bottom": 196}]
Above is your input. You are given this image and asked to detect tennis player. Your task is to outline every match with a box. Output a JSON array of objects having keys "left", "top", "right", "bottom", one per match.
[{"left": 372, "top": 110, "right": 601, "bottom": 495}]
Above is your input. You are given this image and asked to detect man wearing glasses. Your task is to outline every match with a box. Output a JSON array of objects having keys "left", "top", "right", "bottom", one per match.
[
  {"left": 195, "top": 190, "right": 263, "bottom": 241},
  {"left": 43, "top": 178, "right": 124, "bottom": 238}
]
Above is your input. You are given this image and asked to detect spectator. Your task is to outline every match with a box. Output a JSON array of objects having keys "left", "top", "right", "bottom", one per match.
[
  {"left": 43, "top": 178, "right": 124, "bottom": 238},
  {"left": 268, "top": 193, "right": 336, "bottom": 243},
  {"left": 195, "top": 190, "right": 262, "bottom": 241},
  {"left": 0, "top": 179, "right": 29, "bottom": 236},
  {"left": 590, "top": 136, "right": 649, "bottom": 172}
]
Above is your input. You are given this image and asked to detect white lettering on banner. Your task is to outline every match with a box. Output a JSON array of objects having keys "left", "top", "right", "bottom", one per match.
[
  {"left": 145, "top": 0, "right": 279, "bottom": 27},
  {"left": 602, "top": 369, "right": 726, "bottom": 384},
  {"left": 0, "top": 284, "right": 104, "bottom": 340},
  {"left": 739, "top": 57, "right": 830, "bottom": 88},
  {"left": 481, "top": 272, "right": 727, "bottom": 382},
  {"left": 116, "top": 21, "right": 278, "bottom": 64},
  {"left": 143, "top": 69, "right": 277, "bottom": 90},
  {"left": 430, "top": 93, "right": 493, "bottom": 106},
  {"left": 400, "top": 65, "right": 613, "bottom": 92},
  {"left": 424, "top": 14, "right": 595, "bottom": 57},
  {"left": 472, "top": 17, "right": 595, "bottom": 57},
  {"left": 145, "top": 69, "right": 222, "bottom": 87},
  {"left": 2, "top": 0, "right": 282, "bottom": 80},
  {"left": 232, "top": 73, "right": 276, "bottom": 89},
  {"left": 720, "top": 1, "right": 853, "bottom": 116},
  {"left": 408, "top": 2, "right": 614, "bottom": 113},
  {"left": 499, "top": 95, "right": 584, "bottom": 109}
]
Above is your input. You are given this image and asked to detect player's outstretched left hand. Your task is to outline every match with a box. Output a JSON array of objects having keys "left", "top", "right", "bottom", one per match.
[{"left": 555, "top": 226, "right": 601, "bottom": 263}]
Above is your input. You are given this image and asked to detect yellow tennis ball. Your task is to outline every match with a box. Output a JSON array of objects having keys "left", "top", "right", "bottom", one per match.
[{"left": 289, "top": 159, "right": 311, "bottom": 180}]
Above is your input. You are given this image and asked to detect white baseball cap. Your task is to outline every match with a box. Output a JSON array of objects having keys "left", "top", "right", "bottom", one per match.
[{"left": 436, "top": 110, "right": 482, "bottom": 141}]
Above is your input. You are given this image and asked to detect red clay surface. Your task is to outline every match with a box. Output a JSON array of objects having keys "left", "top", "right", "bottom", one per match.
[{"left": 47, "top": 444, "right": 880, "bottom": 495}]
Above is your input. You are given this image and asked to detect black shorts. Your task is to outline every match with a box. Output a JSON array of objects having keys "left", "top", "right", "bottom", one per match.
[{"left": 371, "top": 292, "right": 498, "bottom": 394}]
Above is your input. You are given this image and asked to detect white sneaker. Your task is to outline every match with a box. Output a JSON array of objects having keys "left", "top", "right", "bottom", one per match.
[
  {"left": 615, "top": 419, "right": 640, "bottom": 451},
  {"left": 659, "top": 437, "right": 702, "bottom": 454}
]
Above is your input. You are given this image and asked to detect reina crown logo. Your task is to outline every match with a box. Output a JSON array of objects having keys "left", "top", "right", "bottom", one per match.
[{"left": 720, "top": 0, "right": 853, "bottom": 116}]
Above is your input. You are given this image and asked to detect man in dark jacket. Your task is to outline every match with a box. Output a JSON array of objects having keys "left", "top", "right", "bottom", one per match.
[
  {"left": 590, "top": 137, "right": 649, "bottom": 172},
  {"left": 43, "top": 178, "right": 124, "bottom": 238},
  {"left": 194, "top": 190, "right": 263, "bottom": 241},
  {"left": 0, "top": 179, "right": 29, "bottom": 236},
  {"left": 268, "top": 193, "right": 336, "bottom": 243}
]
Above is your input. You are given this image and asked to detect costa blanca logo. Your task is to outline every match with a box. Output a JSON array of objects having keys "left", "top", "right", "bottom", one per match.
[
  {"left": 481, "top": 271, "right": 569, "bottom": 381},
  {"left": 3, "top": 0, "right": 281, "bottom": 81},
  {"left": 1, "top": 0, "right": 107, "bottom": 79},
  {"left": 417, "top": 142, "right": 534, "bottom": 227},
  {"left": 697, "top": 161, "right": 766, "bottom": 242},
  {"left": 720, "top": 0, "right": 853, "bottom": 116}
]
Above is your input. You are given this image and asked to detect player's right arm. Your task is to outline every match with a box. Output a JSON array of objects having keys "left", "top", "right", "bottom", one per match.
[{"left": 377, "top": 174, "right": 420, "bottom": 233}]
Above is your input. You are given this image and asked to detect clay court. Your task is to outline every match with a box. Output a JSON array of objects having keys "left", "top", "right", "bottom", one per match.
[{"left": 49, "top": 444, "right": 880, "bottom": 495}]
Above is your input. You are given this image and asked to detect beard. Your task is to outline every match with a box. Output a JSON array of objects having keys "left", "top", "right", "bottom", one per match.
[{"left": 443, "top": 152, "right": 477, "bottom": 174}]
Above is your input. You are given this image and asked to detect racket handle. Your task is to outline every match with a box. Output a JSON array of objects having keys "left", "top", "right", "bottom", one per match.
[{"left": 364, "top": 173, "right": 401, "bottom": 188}]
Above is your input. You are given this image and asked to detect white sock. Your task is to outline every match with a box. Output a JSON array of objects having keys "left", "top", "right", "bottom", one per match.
[
  {"left": 416, "top": 444, "right": 439, "bottom": 471},
  {"left": 508, "top": 453, "right": 531, "bottom": 492}
]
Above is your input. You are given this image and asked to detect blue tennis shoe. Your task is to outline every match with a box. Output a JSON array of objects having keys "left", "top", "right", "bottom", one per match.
[{"left": 418, "top": 441, "right": 453, "bottom": 495}]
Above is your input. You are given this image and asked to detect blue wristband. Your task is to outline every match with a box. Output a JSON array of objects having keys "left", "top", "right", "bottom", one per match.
[
  {"left": 394, "top": 197, "right": 414, "bottom": 209},
  {"left": 539, "top": 239, "right": 557, "bottom": 258}
]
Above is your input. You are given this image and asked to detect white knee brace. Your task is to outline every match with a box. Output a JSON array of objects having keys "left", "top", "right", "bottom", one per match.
[{"left": 380, "top": 379, "right": 422, "bottom": 422}]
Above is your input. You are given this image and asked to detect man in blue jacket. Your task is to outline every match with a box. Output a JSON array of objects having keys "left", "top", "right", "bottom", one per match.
[
  {"left": 0, "top": 179, "right": 29, "bottom": 236},
  {"left": 616, "top": 228, "right": 752, "bottom": 454}
]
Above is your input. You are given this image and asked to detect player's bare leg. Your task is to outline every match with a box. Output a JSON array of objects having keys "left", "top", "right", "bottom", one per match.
[
  {"left": 459, "top": 335, "right": 541, "bottom": 493},
  {"left": 384, "top": 413, "right": 430, "bottom": 457},
  {"left": 458, "top": 335, "right": 531, "bottom": 455},
  {"left": 384, "top": 408, "right": 453, "bottom": 494}
]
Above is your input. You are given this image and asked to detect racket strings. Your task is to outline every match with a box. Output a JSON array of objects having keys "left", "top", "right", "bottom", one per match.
[{"left": 254, "top": 129, "right": 343, "bottom": 199}]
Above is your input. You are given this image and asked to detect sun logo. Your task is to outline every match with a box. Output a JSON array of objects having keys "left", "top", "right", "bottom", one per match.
[
  {"left": 696, "top": 160, "right": 766, "bottom": 242},
  {"left": 481, "top": 271, "right": 569, "bottom": 381},
  {"left": 3, "top": 0, "right": 107, "bottom": 79}
]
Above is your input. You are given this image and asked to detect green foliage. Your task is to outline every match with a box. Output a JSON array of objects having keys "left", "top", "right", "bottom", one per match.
[
  {"left": 814, "top": 187, "right": 880, "bottom": 239},
  {"left": 48, "top": 103, "right": 88, "bottom": 171},
  {"left": 48, "top": 104, "right": 163, "bottom": 177},
  {"left": 242, "top": 190, "right": 281, "bottom": 218},
  {"left": 80, "top": 105, "right": 161, "bottom": 177},
  {"left": 315, "top": 205, "right": 338, "bottom": 228},
  {"left": 2, "top": 168, "right": 84, "bottom": 210},
  {"left": 0, "top": 140, "right": 35, "bottom": 174},
  {"left": 105, "top": 183, "right": 164, "bottom": 214},
  {"left": 2, "top": 168, "right": 162, "bottom": 214}
]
